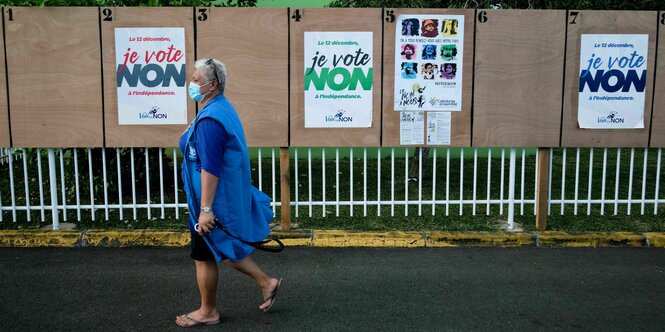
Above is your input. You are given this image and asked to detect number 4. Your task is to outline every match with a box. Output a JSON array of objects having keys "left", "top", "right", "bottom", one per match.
[{"left": 291, "top": 9, "right": 301, "bottom": 22}]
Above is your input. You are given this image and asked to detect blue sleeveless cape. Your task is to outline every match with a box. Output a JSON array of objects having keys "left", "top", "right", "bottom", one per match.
[{"left": 181, "top": 94, "right": 273, "bottom": 263}]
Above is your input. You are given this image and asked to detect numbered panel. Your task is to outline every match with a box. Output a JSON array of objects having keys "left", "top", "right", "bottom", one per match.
[
  {"left": 382, "top": 9, "right": 473, "bottom": 147},
  {"left": 101, "top": 7, "right": 195, "bottom": 147},
  {"left": 290, "top": 8, "right": 382, "bottom": 147},
  {"left": 473, "top": 10, "right": 566, "bottom": 147},
  {"left": 561, "top": 11, "right": 657, "bottom": 147},
  {"left": 650, "top": 11, "right": 665, "bottom": 147},
  {"left": 0, "top": 8, "right": 9, "bottom": 147},
  {"left": 5, "top": 7, "right": 103, "bottom": 147},
  {"left": 197, "top": 8, "right": 288, "bottom": 147}
]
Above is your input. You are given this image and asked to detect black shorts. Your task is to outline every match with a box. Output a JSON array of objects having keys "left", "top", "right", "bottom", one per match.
[{"left": 190, "top": 231, "right": 215, "bottom": 261}]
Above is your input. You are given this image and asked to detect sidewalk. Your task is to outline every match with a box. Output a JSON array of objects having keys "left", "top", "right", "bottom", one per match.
[{"left": 1, "top": 229, "right": 665, "bottom": 248}]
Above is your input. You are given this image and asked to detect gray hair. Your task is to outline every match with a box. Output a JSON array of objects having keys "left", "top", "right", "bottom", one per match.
[{"left": 195, "top": 58, "right": 227, "bottom": 94}]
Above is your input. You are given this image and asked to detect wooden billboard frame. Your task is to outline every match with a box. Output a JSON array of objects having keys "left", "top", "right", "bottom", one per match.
[
  {"left": 473, "top": 9, "right": 566, "bottom": 148},
  {"left": 289, "top": 8, "right": 382, "bottom": 147},
  {"left": 381, "top": 8, "right": 474, "bottom": 147},
  {"left": 196, "top": 7, "right": 288, "bottom": 147},
  {"left": 5, "top": 7, "right": 103, "bottom": 148},
  {"left": 0, "top": 8, "right": 663, "bottom": 150},
  {"left": 649, "top": 11, "right": 665, "bottom": 147},
  {"left": 100, "top": 7, "right": 196, "bottom": 148},
  {"left": 561, "top": 10, "right": 658, "bottom": 148}
]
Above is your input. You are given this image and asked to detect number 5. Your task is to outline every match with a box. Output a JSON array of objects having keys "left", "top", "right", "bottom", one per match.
[{"left": 385, "top": 10, "right": 395, "bottom": 23}]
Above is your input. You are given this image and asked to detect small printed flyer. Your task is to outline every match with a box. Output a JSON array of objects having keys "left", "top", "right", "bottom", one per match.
[
  {"left": 578, "top": 34, "right": 648, "bottom": 129},
  {"left": 115, "top": 27, "right": 187, "bottom": 125},
  {"left": 394, "top": 14, "right": 464, "bottom": 112},
  {"left": 426, "top": 112, "right": 451, "bottom": 145},
  {"left": 400, "top": 111, "right": 424, "bottom": 145},
  {"left": 304, "top": 31, "right": 373, "bottom": 128}
]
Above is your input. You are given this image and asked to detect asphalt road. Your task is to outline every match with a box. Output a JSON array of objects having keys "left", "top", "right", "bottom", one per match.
[{"left": 1, "top": 247, "right": 664, "bottom": 331}]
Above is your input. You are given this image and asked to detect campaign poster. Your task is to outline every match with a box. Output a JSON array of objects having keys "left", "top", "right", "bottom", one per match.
[
  {"left": 400, "top": 111, "right": 424, "bottom": 145},
  {"left": 394, "top": 15, "right": 464, "bottom": 112},
  {"left": 304, "top": 31, "right": 373, "bottom": 128},
  {"left": 115, "top": 28, "right": 187, "bottom": 125},
  {"left": 578, "top": 34, "right": 648, "bottom": 129},
  {"left": 426, "top": 111, "right": 451, "bottom": 145}
]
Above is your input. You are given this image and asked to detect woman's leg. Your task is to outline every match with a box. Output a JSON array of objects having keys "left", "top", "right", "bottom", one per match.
[
  {"left": 176, "top": 260, "right": 220, "bottom": 326},
  {"left": 224, "top": 256, "right": 280, "bottom": 310},
  {"left": 195, "top": 260, "right": 219, "bottom": 314}
]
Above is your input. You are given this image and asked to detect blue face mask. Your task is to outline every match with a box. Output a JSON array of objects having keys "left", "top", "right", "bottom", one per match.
[{"left": 188, "top": 81, "right": 212, "bottom": 102}]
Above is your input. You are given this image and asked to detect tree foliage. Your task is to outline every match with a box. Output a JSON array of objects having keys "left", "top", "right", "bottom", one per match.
[
  {"left": 0, "top": 0, "right": 257, "bottom": 7},
  {"left": 326, "top": 0, "right": 665, "bottom": 10}
]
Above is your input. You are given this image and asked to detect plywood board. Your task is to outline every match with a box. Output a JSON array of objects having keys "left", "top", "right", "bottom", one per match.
[
  {"left": 650, "top": 12, "right": 665, "bottom": 147},
  {"left": 197, "top": 8, "right": 287, "bottom": 147},
  {"left": 5, "top": 7, "right": 103, "bottom": 147},
  {"left": 382, "top": 9, "right": 473, "bottom": 147},
  {"left": 561, "top": 11, "right": 657, "bottom": 147},
  {"left": 290, "top": 8, "right": 382, "bottom": 147},
  {"left": 473, "top": 10, "right": 566, "bottom": 147},
  {"left": 101, "top": 7, "right": 195, "bottom": 147},
  {"left": 0, "top": 8, "right": 10, "bottom": 147}
]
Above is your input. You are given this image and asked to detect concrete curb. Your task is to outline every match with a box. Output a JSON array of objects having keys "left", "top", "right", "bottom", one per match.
[
  {"left": 426, "top": 231, "right": 534, "bottom": 247},
  {"left": 0, "top": 230, "right": 82, "bottom": 247},
  {"left": 82, "top": 230, "right": 190, "bottom": 247},
  {"left": 1, "top": 230, "right": 664, "bottom": 248},
  {"left": 537, "top": 231, "right": 646, "bottom": 247}
]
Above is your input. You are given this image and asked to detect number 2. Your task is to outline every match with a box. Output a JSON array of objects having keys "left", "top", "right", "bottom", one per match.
[{"left": 102, "top": 8, "right": 112, "bottom": 21}]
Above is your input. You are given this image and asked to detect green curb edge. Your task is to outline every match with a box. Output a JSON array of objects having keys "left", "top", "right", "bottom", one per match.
[{"left": 1, "top": 230, "right": 664, "bottom": 248}]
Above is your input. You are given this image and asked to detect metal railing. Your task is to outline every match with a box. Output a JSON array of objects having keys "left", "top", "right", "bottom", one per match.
[{"left": 0, "top": 147, "right": 663, "bottom": 229}]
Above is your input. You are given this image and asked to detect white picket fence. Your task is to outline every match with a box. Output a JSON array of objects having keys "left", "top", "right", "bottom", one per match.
[{"left": 0, "top": 147, "right": 663, "bottom": 229}]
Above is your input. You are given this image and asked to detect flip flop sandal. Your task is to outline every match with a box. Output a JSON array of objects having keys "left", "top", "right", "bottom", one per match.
[
  {"left": 261, "top": 278, "right": 284, "bottom": 313},
  {"left": 176, "top": 314, "right": 221, "bottom": 328}
]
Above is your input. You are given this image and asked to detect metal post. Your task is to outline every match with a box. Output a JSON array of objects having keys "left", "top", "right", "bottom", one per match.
[
  {"left": 48, "top": 148, "right": 60, "bottom": 230},
  {"left": 507, "top": 148, "right": 516, "bottom": 229}
]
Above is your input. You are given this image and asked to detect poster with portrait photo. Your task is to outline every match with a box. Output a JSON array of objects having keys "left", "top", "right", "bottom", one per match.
[{"left": 394, "top": 15, "right": 464, "bottom": 112}]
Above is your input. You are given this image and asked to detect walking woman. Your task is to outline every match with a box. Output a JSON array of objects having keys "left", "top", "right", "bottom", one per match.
[{"left": 176, "top": 58, "right": 282, "bottom": 328}]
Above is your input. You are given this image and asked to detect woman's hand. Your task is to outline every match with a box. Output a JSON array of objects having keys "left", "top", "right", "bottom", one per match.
[
  {"left": 198, "top": 169, "right": 219, "bottom": 235},
  {"left": 197, "top": 211, "right": 216, "bottom": 235}
]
